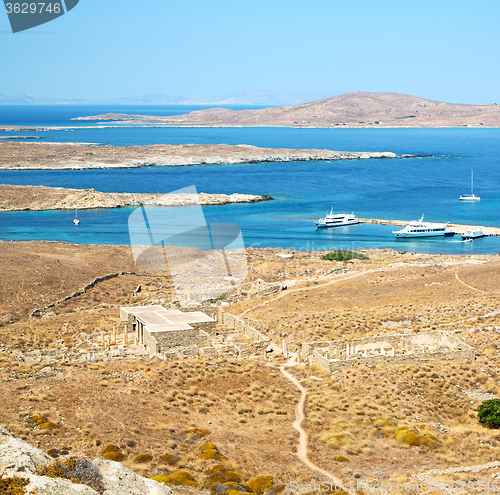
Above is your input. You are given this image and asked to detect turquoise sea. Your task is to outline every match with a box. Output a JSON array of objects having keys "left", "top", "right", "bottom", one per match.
[{"left": 0, "top": 105, "right": 499, "bottom": 254}]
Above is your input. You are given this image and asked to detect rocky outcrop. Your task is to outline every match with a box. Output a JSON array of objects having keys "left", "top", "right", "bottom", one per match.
[
  {"left": 0, "top": 142, "right": 397, "bottom": 170},
  {"left": 0, "top": 425, "right": 173, "bottom": 495},
  {"left": 94, "top": 458, "right": 171, "bottom": 495},
  {"left": 0, "top": 184, "right": 273, "bottom": 212},
  {"left": 0, "top": 424, "right": 53, "bottom": 476}
]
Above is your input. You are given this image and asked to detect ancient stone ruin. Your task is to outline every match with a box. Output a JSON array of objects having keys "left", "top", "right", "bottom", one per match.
[
  {"left": 302, "top": 331, "right": 475, "bottom": 374},
  {"left": 117, "top": 305, "right": 271, "bottom": 360}
]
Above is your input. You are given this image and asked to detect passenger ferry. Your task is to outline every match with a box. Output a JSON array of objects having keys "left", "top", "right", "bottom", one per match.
[
  {"left": 392, "top": 215, "right": 455, "bottom": 238},
  {"left": 315, "top": 210, "right": 359, "bottom": 228}
]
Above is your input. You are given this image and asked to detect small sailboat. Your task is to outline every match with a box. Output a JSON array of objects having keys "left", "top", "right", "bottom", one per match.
[
  {"left": 73, "top": 208, "right": 80, "bottom": 225},
  {"left": 460, "top": 170, "right": 480, "bottom": 201}
]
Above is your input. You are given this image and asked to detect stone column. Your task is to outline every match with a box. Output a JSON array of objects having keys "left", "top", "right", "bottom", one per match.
[
  {"left": 297, "top": 349, "right": 301, "bottom": 365},
  {"left": 391, "top": 347, "right": 395, "bottom": 356},
  {"left": 282, "top": 339, "right": 288, "bottom": 359},
  {"left": 346, "top": 344, "right": 350, "bottom": 359},
  {"left": 123, "top": 331, "right": 127, "bottom": 345},
  {"left": 111, "top": 326, "right": 117, "bottom": 345}
]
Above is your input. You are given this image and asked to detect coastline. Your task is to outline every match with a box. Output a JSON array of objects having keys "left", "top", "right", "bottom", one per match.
[
  {"left": 0, "top": 142, "right": 396, "bottom": 170},
  {"left": 0, "top": 184, "right": 272, "bottom": 211}
]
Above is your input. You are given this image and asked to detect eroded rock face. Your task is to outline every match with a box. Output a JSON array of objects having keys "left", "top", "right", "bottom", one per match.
[
  {"left": 0, "top": 424, "right": 53, "bottom": 476},
  {"left": 0, "top": 425, "right": 173, "bottom": 495},
  {"left": 94, "top": 458, "right": 172, "bottom": 495},
  {"left": 25, "top": 474, "right": 100, "bottom": 494}
]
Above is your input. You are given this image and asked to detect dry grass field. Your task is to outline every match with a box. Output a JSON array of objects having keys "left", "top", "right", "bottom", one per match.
[
  {"left": 0, "top": 357, "right": 306, "bottom": 486},
  {"left": 2, "top": 241, "right": 500, "bottom": 493}
]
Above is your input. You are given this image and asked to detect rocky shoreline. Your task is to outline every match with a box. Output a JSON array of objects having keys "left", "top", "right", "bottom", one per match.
[
  {"left": 0, "top": 184, "right": 272, "bottom": 211},
  {"left": 0, "top": 142, "right": 397, "bottom": 170}
]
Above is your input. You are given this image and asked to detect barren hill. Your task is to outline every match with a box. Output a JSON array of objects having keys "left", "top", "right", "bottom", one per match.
[
  {"left": 0, "top": 142, "right": 396, "bottom": 170},
  {"left": 0, "top": 184, "right": 272, "bottom": 211},
  {"left": 74, "top": 92, "right": 500, "bottom": 128}
]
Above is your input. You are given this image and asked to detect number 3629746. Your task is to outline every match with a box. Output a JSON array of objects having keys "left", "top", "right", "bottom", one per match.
[{"left": 5, "top": 3, "right": 62, "bottom": 14}]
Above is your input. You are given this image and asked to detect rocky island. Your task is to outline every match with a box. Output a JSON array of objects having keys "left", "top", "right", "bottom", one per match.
[
  {"left": 0, "top": 184, "right": 272, "bottom": 211},
  {"left": 0, "top": 142, "right": 396, "bottom": 170},
  {"left": 71, "top": 91, "right": 500, "bottom": 128}
]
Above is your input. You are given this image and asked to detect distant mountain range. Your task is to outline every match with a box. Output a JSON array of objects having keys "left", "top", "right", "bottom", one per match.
[{"left": 0, "top": 91, "right": 337, "bottom": 106}]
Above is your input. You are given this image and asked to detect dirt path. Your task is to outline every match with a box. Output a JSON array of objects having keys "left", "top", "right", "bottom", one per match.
[
  {"left": 279, "top": 358, "right": 351, "bottom": 492},
  {"left": 454, "top": 270, "right": 487, "bottom": 293}
]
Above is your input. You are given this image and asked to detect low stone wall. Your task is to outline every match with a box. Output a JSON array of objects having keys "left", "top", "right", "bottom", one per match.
[
  {"left": 308, "top": 330, "right": 476, "bottom": 374},
  {"left": 303, "top": 340, "right": 336, "bottom": 357},
  {"left": 201, "top": 346, "right": 218, "bottom": 358},
  {"left": 30, "top": 271, "right": 167, "bottom": 319},
  {"left": 312, "top": 346, "right": 476, "bottom": 374},
  {"left": 153, "top": 329, "right": 210, "bottom": 354},
  {"left": 218, "top": 309, "right": 271, "bottom": 354}
]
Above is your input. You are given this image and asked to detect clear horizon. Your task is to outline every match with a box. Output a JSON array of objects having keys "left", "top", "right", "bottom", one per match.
[{"left": 1, "top": 0, "right": 500, "bottom": 104}]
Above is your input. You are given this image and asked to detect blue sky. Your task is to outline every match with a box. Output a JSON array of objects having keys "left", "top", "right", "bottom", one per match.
[{"left": 1, "top": 0, "right": 499, "bottom": 103}]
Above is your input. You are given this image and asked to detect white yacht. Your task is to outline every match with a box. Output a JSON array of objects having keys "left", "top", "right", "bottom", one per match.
[
  {"left": 460, "top": 170, "right": 480, "bottom": 201},
  {"left": 315, "top": 209, "right": 359, "bottom": 228},
  {"left": 462, "top": 229, "right": 486, "bottom": 240},
  {"left": 392, "top": 215, "right": 455, "bottom": 238}
]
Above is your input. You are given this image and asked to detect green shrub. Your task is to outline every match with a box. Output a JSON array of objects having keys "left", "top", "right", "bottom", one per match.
[
  {"left": 322, "top": 250, "right": 369, "bottom": 261},
  {"left": 101, "top": 445, "right": 126, "bottom": 462},
  {"left": 478, "top": 399, "right": 500, "bottom": 427},
  {"left": 333, "top": 455, "right": 349, "bottom": 462},
  {"left": 246, "top": 476, "right": 274, "bottom": 494},
  {"left": 199, "top": 443, "right": 217, "bottom": 452},
  {"left": 0, "top": 476, "right": 29, "bottom": 495},
  {"left": 159, "top": 453, "right": 178, "bottom": 466},
  {"left": 134, "top": 454, "right": 153, "bottom": 464},
  {"left": 152, "top": 471, "right": 198, "bottom": 487},
  {"left": 394, "top": 427, "right": 439, "bottom": 447},
  {"left": 203, "top": 465, "right": 242, "bottom": 485},
  {"left": 36, "top": 457, "right": 105, "bottom": 494},
  {"left": 186, "top": 428, "right": 211, "bottom": 437}
]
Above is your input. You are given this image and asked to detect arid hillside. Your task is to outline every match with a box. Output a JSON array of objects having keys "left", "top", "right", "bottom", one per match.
[
  {"left": 3, "top": 242, "right": 500, "bottom": 493},
  {"left": 74, "top": 92, "right": 500, "bottom": 128}
]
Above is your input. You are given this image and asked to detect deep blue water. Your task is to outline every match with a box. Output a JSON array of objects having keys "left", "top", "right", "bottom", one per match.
[{"left": 0, "top": 106, "right": 499, "bottom": 254}]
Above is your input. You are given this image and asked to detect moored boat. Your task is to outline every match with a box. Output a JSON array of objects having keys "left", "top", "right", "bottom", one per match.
[
  {"left": 315, "top": 209, "right": 359, "bottom": 228},
  {"left": 392, "top": 215, "right": 455, "bottom": 238},
  {"left": 462, "top": 229, "right": 485, "bottom": 240},
  {"left": 460, "top": 170, "right": 480, "bottom": 201}
]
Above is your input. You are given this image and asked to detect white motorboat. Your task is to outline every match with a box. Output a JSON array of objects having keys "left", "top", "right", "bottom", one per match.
[
  {"left": 460, "top": 170, "right": 480, "bottom": 201},
  {"left": 315, "top": 209, "right": 359, "bottom": 228},
  {"left": 392, "top": 215, "right": 455, "bottom": 238},
  {"left": 73, "top": 208, "right": 80, "bottom": 225},
  {"left": 462, "top": 229, "right": 486, "bottom": 240}
]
